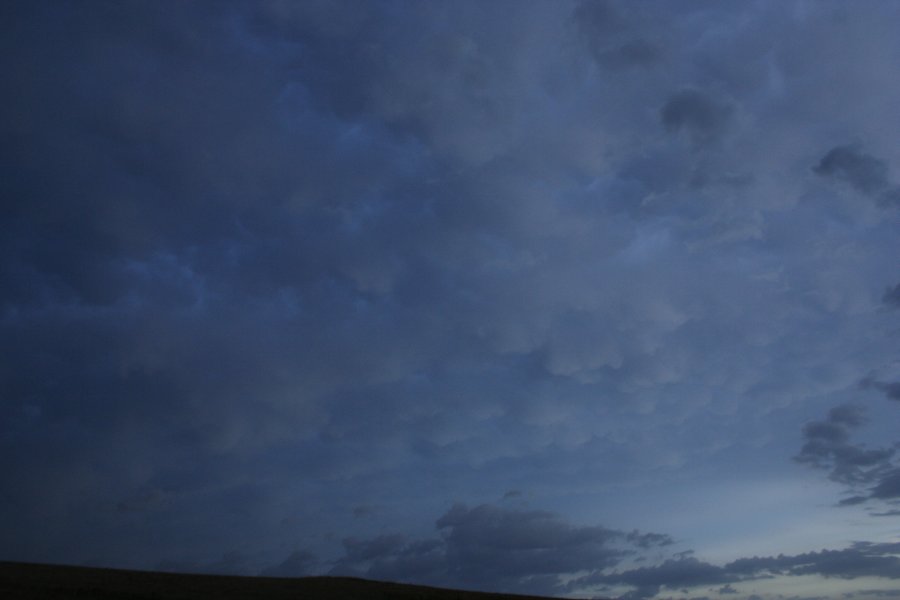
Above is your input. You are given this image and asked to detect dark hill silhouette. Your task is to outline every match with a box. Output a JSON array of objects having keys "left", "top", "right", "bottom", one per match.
[{"left": 0, "top": 561, "right": 583, "bottom": 600}]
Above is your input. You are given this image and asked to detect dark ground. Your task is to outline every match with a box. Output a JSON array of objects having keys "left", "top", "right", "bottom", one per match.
[{"left": 0, "top": 561, "right": 570, "bottom": 600}]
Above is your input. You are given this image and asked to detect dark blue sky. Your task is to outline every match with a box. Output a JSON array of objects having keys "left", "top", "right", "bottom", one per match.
[{"left": 2, "top": 1, "right": 900, "bottom": 598}]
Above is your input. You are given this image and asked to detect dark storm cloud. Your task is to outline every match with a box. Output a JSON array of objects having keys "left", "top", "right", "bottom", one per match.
[
  {"left": 660, "top": 89, "right": 734, "bottom": 145},
  {"left": 0, "top": 0, "right": 438, "bottom": 315},
  {"left": 327, "top": 503, "right": 672, "bottom": 596},
  {"left": 814, "top": 145, "right": 900, "bottom": 206},
  {"left": 4, "top": 1, "right": 900, "bottom": 597},
  {"left": 0, "top": 0, "right": 453, "bottom": 566},
  {"left": 1, "top": 0, "right": 710, "bottom": 571}
]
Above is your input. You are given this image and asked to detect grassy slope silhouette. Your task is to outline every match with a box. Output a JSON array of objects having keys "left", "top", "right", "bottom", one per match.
[{"left": 0, "top": 561, "right": 571, "bottom": 600}]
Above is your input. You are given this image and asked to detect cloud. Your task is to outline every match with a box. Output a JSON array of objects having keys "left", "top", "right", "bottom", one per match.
[
  {"left": 794, "top": 404, "right": 893, "bottom": 486},
  {"left": 572, "top": 542, "right": 900, "bottom": 598},
  {"left": 783, "top": 542, "right": 900, "bottom": 580},
  {"left": 313, "top": 502, "right": 900, "bottom": 598},
  {"left": 814, "top": 146, "right": 891, "bottom": 195},
  {"left": 862, "top": 376, "right": 900, "bottom": 402},
  {"left": 871, "top": 469, "right": 900, "bottom": 501},
  {"left": 327, "top": 502, "right": 672, "bottom": 596},
  {"left": 575, "top": 557, "right": 734, "bottom": 598},
  {"left": 115, "top": 488, "right": 172, "bottom": 513},
  {"left": 660, "top": 89, "right": 734, "bottom": 145},
  {"left": 857, "top": 590, "right": 900, "bottom": 599},
  {"left": 574, "top": 0, "right": 663, "bottom": 70},
  {"left": 814, "top": 145, "right": 900, "bottom": 206},
  {"left": 795, "top": 404, "right": 900, "bottom": 508},
  {"left": 881, "top": 187, "right": 900, "bottom": 208},
  {"left": 352, "top": 505, "right": 377, "bottom": 519},
  {"left": 2, "top": 2, "right": 900, "bottom": 595},
  {"left": 718, "top": 584, "right": 739, "bottom": 594},
  {"left": 626, "top": 530, "right": 675, "bottom": 550},
  {"left": 259, "top": 550, "right": 318, "bottom": 578},
  {"left": 341, "top": 534, "right": 409, "bottom": 564},
  {"left": 203, "top": 551, "right": 255, "bottom": 576},
  {"left": 884, "top": 283, "right": 900, "bottom": 308}
]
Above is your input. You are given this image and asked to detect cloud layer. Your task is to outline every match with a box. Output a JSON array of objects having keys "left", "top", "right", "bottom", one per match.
[{"left": 2, "top": 1, "right": 900, "bottom": 599}]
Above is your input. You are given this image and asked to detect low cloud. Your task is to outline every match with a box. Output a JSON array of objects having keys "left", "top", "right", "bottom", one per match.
[
  {"left": 571, "top": 542, "right": 900, "bottom": 599},
  {"left": 250, "top": 502, "right": 900, "bottom": 599},
  {"left": 795, "top": 404, "right": 900, "bottom": 508},
  {"left": 575, "top": 557, "right": 735, "bottom": 598},
  {"left": 718, "top": 584, "right": 739, "bottom": 594},
  {"left": 326, "top": 502, "right": 673, "bottom": 596},
  {"left": 794, "top": 405, "right": 893, "bottom": 486}
]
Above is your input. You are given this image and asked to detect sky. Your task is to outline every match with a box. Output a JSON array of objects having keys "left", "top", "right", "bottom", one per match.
[{"left": 2, "top": 1, "right": 900, "bottom": 598}]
